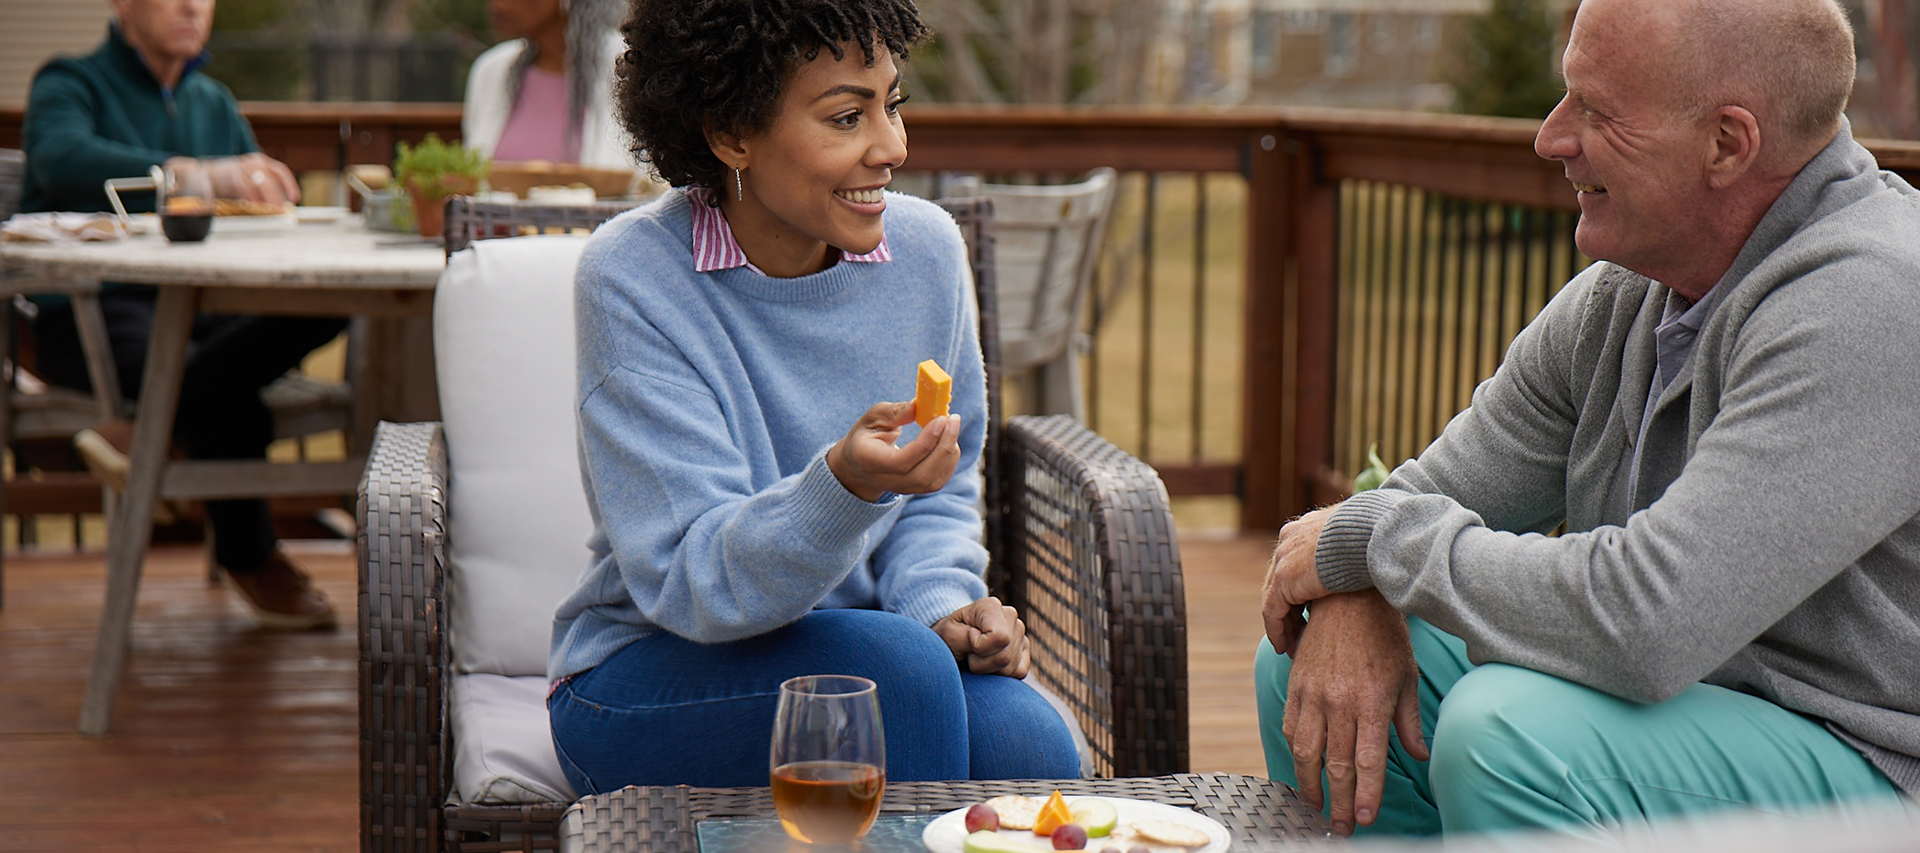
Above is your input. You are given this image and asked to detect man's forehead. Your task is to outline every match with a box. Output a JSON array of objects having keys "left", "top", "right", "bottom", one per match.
[
  {"left": 1563, "top": 0, "right": 1684, "bottom": 102},
  {"left": 1570, "top": 0, "right": 1688, "bottom": 58}
]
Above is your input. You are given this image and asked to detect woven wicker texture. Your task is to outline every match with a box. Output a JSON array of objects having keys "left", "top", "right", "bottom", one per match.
[
  {"left": 443, "top": 197, "right": 641, "bottom": 257},
  {"left": 566, "top": 773, "right": 1334, "bottom": 853},
  {"left": 1002, "top": 414, "right": 1188, "bottom": 776},
  {"left": 359, "top": 199, "right": 1188, "bottom": 853},
  {"left": 358, "top": 421, "right": 452, "bottom": 852}
]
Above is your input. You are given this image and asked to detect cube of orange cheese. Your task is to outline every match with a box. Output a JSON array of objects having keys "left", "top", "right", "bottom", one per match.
[{"left": 915, "top": 359, "right": 952, "bottom": 427}]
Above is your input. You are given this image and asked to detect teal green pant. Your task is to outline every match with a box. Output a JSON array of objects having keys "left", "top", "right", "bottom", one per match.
[{"left": 1255, "top": 618, "right": 1903, "bottom": 842}]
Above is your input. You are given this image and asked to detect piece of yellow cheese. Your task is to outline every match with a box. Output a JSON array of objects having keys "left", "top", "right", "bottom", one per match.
[{"left": 915, "top": 359, "right": 952, "bottom": 427}]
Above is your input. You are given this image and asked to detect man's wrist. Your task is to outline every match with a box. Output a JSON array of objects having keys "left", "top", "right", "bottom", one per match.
[{"left": 1316, "top": 490, "right": 1395, "bottom": 594}]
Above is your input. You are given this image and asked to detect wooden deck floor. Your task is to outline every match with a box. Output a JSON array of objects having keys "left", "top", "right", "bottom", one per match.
[{"left": 0, "top": 533, "right": 1276, "bottom": 852}]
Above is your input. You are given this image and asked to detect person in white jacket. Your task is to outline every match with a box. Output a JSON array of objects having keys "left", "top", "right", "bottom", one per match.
[{"left": 462, "top": 0, "right": 633, "bottom": 172}]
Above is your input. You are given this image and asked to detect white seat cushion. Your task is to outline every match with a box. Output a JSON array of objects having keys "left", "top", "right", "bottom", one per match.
[
  {"left": 436, "top": 235, "right": 597, "bottom": 677},
  {"left": 451, "top": 672, "right": 576, "bottom": 804}
]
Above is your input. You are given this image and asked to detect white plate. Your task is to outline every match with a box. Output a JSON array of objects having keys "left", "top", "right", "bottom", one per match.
[
  {"left": 294, "top": 205, "right": 349, "bottom": 224},
  {"left": 921, "top": 796, "right": 1229, "bottom": 853},
  {"left": 212, "top": 211, "right": 299, "bottom": 230}
]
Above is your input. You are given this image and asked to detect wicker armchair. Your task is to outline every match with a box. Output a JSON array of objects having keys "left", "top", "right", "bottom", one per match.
[{"left": 359, "top": 196, "right": 1188, "bottom": 853}]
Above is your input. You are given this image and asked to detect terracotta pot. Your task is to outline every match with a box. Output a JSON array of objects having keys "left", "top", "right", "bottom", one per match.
[{"left": 405, "top": 175, "right": 479, "bottom": 240}]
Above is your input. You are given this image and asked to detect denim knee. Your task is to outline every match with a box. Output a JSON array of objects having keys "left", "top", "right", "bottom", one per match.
[
  {"left": 961, "top": 673, "right": 1081, "bottom": 780},
  {"left": 792, "top": 610, "right": 971, "bottom": 781},
  {"left": 794, "top": 609, "right": 965, "bottom": 705}
]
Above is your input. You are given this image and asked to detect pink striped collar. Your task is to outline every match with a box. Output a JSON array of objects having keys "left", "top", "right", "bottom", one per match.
[{"left": 687, "top": 188, "right": 891, "bottom": 273}]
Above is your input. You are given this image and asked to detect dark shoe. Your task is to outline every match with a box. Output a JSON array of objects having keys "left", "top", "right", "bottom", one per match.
[{"left": 222, "top": 550, "right": 339, "bottom": 630}]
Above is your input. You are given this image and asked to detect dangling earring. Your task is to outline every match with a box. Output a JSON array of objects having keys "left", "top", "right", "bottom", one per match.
[{"left": 734, "top": 167, "right": 744, "bottom": 202}]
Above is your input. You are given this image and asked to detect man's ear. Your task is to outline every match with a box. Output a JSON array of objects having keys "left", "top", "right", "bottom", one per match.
[
  {"left": 706, "top": 127, "right": 749, "bottom": 171},
  {"left": 1705, "top": 105, "right": 1761, "bottom": 189}
]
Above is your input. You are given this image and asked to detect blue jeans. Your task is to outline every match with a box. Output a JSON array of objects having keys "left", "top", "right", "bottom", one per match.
[
  {"left": 549, "top": 608, "right": 1081, "bottom": 792},
  {"left": 1255, "top": 618, "right": 1903, "bottom": 842}
]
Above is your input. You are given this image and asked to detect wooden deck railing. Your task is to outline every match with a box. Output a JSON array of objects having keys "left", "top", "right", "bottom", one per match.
[{"left": 5, "top": 104, "right": 1917, "bottom": 530}]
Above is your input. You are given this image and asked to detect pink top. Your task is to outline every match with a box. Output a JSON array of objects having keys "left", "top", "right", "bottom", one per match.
[
  {"left": 688, "top": 188, "right": 891, "bottom": 274},
  {"left": 493, "top": 67, "right": 575, "bottom": 162}
]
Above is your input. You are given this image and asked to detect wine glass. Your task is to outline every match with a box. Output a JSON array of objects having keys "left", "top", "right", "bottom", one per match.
[
  {"left": 770, "top": 675, "right": 886, "bottom": 845},
  {"left": 159, "top": 162, "right": 214, "bottom": 243}
]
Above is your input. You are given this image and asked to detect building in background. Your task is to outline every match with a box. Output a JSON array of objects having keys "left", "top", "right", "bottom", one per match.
[
  {"left": 1156, "top": 0, "right": 1917, "bottom": 134},
  {"left": 0, "top": 0, "right": 111, "bottom": 106},
  {"left": 1151, "top": 0, "right": 1574, "bottom": 111}
]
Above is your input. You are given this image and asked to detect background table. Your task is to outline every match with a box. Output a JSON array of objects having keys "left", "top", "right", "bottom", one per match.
[
  {"left": 0, "top": 215, "right": 444, "bottom": 734},
  {"left": 557, "top": 773, "right": 1337, "bottom": 853}
]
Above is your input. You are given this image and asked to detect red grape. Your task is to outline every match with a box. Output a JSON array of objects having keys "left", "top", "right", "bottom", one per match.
[
  {"left": 965, "top": 803, "right": 1000, "bottom": 833},
  {"left": 1051, "top": 823, "right": 1089, "bottom": 850}
]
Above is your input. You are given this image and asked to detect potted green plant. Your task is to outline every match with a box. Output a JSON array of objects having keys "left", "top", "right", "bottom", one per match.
[{"left": 392, "top": 133, "right": 488, "bottom": 239}]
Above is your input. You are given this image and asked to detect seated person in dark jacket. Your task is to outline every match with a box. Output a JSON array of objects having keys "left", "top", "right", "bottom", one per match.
[{"left": 19, "top": 0, "right": 344, "bottom": 629}]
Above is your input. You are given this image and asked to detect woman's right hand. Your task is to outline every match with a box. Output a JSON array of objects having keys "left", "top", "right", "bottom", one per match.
[
  {"left": 932, "top": 597, "right": 1031, "bottom": 678},
  {"left": 827, "top": 400, "right": 962, "bottom": 502}
]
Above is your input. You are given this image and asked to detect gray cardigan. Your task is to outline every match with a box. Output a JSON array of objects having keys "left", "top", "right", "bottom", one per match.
[{"left": 1317, "top": 126, "right": 1920, "bottom": 795}]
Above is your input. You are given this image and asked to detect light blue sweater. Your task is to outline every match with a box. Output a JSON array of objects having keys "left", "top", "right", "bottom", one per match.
[{"left": 550, "top": 190, "right": 990, "bottom": 681}]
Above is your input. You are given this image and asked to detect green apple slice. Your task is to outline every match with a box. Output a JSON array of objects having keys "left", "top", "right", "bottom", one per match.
[
  {"left": 963, "top": 830, "right": 1053, "bottom": 853},
  {"left": 1068, "top": 798, "right": 1119, "bottom": 838}
]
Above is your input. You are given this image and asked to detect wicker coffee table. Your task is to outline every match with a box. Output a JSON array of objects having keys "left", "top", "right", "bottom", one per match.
[{"left": 560, "top": 773, "right": 1336, "bottom": 852}]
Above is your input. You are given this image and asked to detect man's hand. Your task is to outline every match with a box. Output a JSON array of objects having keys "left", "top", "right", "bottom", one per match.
[
  {"left": 1282, "top": 590, "right": 1427, "bottom": 837},
  {"left": 1262, "top": 504, "right": 1338, "bottom": 655},
  {"left": 932, "top": 597, "right": 1030, "bottom": 677},
  {"left": 171, "top": 153, "right": 301, "bottom": 206},
  {"left": 828, "top": 401, "right": 961, "bottom": 502}
]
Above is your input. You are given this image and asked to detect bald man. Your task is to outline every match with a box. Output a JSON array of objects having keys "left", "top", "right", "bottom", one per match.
[{"left": 1255, "top": 0, "right": 1920, "bottom": 842}]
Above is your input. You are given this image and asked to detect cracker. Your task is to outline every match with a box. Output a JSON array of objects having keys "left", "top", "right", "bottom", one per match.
[
  {"left": 986, "top": 795, "right": 1041, "bottom": 831},
  {"left": 1128, "top": 819, "right": 1210, "bottom": 848},
  {"left": 1103, "top": 827, "right": 1181, "bottom": 853}
]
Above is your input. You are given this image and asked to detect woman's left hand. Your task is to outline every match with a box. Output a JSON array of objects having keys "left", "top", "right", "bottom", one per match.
[{"left": 932, "top": 596, "right": 1030, "bottom": 678}]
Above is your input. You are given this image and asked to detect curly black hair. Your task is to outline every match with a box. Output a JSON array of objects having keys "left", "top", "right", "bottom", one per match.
[{"left": 616, "top": 0, "right": 929, "bottom": 195}]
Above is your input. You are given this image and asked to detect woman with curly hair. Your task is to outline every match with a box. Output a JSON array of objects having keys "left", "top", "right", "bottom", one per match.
[{"left": 544, "top": 0, "right": 1084, "bottom": 790}]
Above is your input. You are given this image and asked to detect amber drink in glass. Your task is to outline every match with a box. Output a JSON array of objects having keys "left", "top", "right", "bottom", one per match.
[
  {"left": 159, "top": 164, "right": 213, "bottom": 242},
  {"left": 770, "top": 674, "right": 885, "bottom": 844}
]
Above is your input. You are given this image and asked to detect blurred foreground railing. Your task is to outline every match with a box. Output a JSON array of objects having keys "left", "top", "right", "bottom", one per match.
[{"left": 4, "top": 104, "right": 1916, "bottom": 531}]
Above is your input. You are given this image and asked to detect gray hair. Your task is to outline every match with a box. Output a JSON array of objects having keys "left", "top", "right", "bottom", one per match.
[
  {"left": 1675, "top": 0, "right": 1855, "bottom": 157},
  {"left": 503, "top": 0, "right": 626, "bottom": 159}
]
